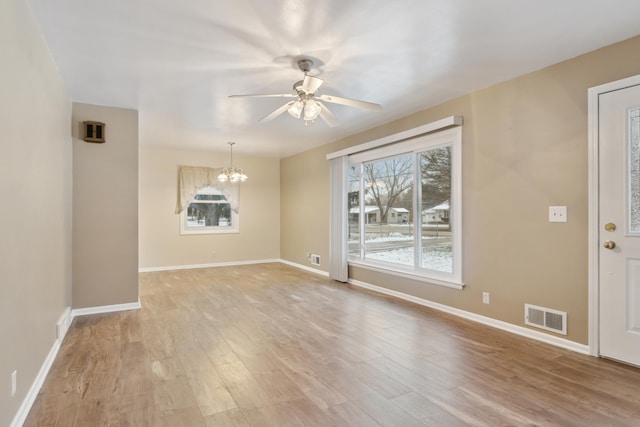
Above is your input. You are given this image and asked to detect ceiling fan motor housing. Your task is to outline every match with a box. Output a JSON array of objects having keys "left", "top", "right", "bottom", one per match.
[
  {"left": 293, "top": 80, "right": 305, "bottom": 94},
  {"left": 297, "top": 59, "right": 313, "bottom": 73}
]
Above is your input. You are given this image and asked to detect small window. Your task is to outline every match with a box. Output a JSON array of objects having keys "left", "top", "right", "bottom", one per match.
[{"left": 180, "top": 186, "right": 239, "bottom": 234}]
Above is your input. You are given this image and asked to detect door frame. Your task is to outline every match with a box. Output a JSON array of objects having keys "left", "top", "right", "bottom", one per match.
[{"left": 588, "top": 74, "right": 640, "bottom": 357}]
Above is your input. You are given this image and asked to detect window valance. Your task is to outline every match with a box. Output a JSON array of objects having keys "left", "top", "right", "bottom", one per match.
[{"left": 175, "top": 166, "right": 239, "bottom": 214}]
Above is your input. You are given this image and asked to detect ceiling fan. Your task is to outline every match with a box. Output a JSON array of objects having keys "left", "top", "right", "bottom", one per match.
[{"left": 229, "top": 59, "right": 382, "bottom": 127}]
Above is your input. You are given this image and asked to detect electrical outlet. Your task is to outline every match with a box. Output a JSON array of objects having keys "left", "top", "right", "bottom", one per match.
[
  {"left": 11, "top": 370, "right": 16, "bottom": 397},
  {"left": 482, "top": 292, "right": 490, "bottom": 304}
]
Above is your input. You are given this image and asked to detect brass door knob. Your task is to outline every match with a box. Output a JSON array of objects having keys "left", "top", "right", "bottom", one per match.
[{"left": 603, "top": 240, "right": 616, "bottom": 249}]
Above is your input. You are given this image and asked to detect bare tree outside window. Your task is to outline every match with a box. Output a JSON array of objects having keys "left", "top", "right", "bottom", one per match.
[
  {"left": 364, "top": 154, "right": 413, "bottom": 223},
  {"left": 362, "top": 155, "right": 414, "bottom": 266}
]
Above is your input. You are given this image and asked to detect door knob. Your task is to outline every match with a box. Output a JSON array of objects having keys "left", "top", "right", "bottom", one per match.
[{"left": 603, "top": 240, "right": 616, "bottom": 249}]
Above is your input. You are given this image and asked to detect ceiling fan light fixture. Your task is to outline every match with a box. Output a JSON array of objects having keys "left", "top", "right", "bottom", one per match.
[
  {"left": 303, "top": 99, "right": 321, "bottom": 121},
  {"left": 288, "top": 100, "right": 304, "bottom": 118}
]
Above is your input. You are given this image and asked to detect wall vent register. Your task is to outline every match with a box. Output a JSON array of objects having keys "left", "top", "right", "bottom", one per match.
[
  {"left": 309, "top": 254, "right": 321, "bottom": 266},
  {"left": 82, "top": 121, "right": 105, "bottom": 143},
  {"left": 525, "top": 303, "right": 567, "bottom": 335}
]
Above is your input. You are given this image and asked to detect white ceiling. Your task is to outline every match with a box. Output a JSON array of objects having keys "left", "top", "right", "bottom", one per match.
[{"left": 28, "top": 0, "right": 640, "bottom": 158}]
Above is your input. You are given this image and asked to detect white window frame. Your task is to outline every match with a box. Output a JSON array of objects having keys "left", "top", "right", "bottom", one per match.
[
  {"left": 347, "top": 126, "right": 463, "bottom": 289},
  {"left": 179, "top": 186, "right": 239, "bottom": 235}
]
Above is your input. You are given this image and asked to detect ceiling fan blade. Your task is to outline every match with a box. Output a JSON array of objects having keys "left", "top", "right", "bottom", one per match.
[
  {"left": 318, "top": 94, "right": 382, "bottom": 111},
  {"left": 259, "top": 100, "right": 295, "bottom": 123},
  {"left": 317, "top": 102, "right": 338, "bottom": 127},
  {"left": 229, "top": 93, "right": 296, "bottom": 99},
  {"left": 301, "top": 75, "right": 324, "bottom": 94}
]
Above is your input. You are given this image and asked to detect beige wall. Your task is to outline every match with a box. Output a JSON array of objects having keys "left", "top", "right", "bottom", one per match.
[
  {"left": 0, "top": 0, "right": 72, "bottom": 424},
  {"left": 72, "top": 103, "right": 139, "bottom": 308},
  {"left": 281, "top": 35, "right": 640, "bottom": 345},
  {"left": 139, "top": 147, "right": 280, "bottom": 269}
]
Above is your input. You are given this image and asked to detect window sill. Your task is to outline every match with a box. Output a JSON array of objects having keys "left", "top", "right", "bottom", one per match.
[
  {"left": 180, "top": 228, "right": 239, "bottom": 235},
  {"left": 348, "top": 260, "right": 465, "bottom": 290}
]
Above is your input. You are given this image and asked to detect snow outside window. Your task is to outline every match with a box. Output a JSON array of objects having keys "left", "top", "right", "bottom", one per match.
[{"left": 347, "top": 127, "right": 462, "bottom": 287}]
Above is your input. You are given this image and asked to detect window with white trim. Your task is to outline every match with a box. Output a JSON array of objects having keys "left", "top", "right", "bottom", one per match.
[
  {"left": 180, "top": 186, "right": 239, "bottom": 235},
  {"left": 347, "top": 127, "right": 462, "bottom": 286}
]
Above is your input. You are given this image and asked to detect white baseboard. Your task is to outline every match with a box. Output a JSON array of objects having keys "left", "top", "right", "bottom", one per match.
[
  {"left": 55, "top": 307, "right": 72, "bottom": 341},
  {"left": 348, "top": 279, "right": 590, "bottom": 355},
  {"left": 139, "top": 259, "right": 328, "bottom": 277},
  {"left": 10, "top": 335, "right": 62, "bottom": 427},
  {"left": 11, "top": 299, "right": 142, "bottom": 426},
  {"left": 72, "top": 300, "right": 141, "bottom": 317},
  {"left": 139, "top": 258, "right": 281, "bottom": 273},
  {"left": 278, "top": 259, "right": 329, "bottom": 277}
]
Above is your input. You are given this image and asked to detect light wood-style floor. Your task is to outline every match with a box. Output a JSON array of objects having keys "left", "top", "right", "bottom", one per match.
[{"left": 25, "top": 263, "right": 640, "bottom": 426}]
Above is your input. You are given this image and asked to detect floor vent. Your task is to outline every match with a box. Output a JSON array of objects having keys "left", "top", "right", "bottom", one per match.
[{"left": 524, "top": 304, "right": 567, "bottom": 335}]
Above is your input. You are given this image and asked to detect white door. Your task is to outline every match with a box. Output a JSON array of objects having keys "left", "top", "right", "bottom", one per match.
[{"left": 598, "top": 83, "right": 640, "bottom": 366}]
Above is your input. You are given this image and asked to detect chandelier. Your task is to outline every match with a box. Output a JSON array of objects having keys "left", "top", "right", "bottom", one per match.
[{"left": 217, "top": 142, "right": 247, "bottom": 183}]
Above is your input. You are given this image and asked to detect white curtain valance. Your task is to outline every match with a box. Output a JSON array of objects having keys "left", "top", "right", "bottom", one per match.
[{"left": 175, "top": 166, "right": 239, "bottom": 214}]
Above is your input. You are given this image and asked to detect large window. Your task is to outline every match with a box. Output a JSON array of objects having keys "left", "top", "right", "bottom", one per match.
[
  {"left": 347, "top": 127, "right": 462, "bottom": 286},
  {"left": 180, "top": 186, "right": 239, "bottom": 234}
]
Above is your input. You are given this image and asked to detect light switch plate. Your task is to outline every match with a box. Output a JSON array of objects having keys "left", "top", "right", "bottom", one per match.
[{"left": 549, "top": 206, "right": 567, "bottom": 222}]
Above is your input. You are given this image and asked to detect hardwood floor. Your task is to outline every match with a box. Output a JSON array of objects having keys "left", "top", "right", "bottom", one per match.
[{"left": 25, "top": 263, "right": 640, "bottom": 426}]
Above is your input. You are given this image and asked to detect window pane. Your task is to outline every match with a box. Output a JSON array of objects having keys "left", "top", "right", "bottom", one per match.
[
  {"left": 420, "top": 146, "right": 452, "bottom": 272},
  {"left": 347, "top": 165, "right": 361, "bottom": 258},
  {"left": 186, "top": 202, "right": 232, "bottom": 227},
  {"left": 180, "top": 185, "right": 239, "bottom": 235},
  {"left": 363, "top": 154, "right": 414, "bottom": 266},
  {"left": 629, "top": 107, "right": 640, "bottom": 233}
]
